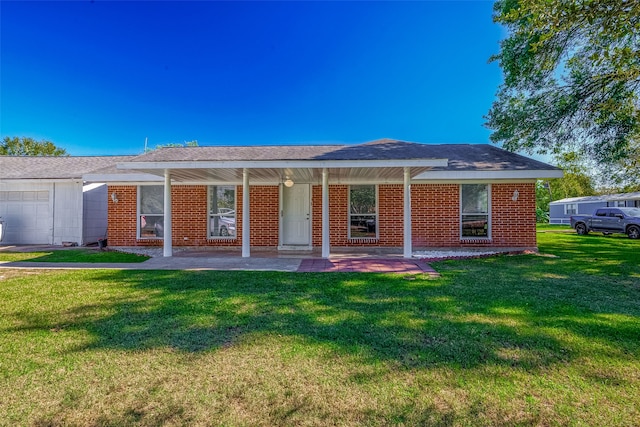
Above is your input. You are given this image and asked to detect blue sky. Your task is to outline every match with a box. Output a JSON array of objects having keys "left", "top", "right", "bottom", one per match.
[{"left": 1, "top": 1, "right": 504, "bottom": 156}]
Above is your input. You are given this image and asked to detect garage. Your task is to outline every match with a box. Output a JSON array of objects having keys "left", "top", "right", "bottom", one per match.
[
  {"left": 0, "top": 190, "right": 52, "bottom": 244},
  {"left": 0, "top": 155, "right": 137, "bottom": 246}
]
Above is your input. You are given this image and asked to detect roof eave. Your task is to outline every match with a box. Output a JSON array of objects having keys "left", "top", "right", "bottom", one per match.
[
  {"left": 116, "top": 158, "right": 450, "bottom": 170},
  {"left": 413, "top": 169, "right": 564, "bottom": 180}
]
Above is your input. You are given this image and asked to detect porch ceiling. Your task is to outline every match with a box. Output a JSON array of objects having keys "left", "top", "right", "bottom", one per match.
[{"left": 127, "top": 165, "right": 434, "bottom": 184}]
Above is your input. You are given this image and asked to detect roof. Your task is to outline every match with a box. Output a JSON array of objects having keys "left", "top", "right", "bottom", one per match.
[
  {"left": 125, "top": 139, "right": 559, "bottom": 170},
  {"left": 0, "top": 140, "right": 563, "bottom": 183},
  {"left": 0, "top": 155, "right": 136, "bottom": 180},
  {"left": 550, "top": 192, "right": 640, "bottom": 205},
  {"left": 112, "top": 139, "right": 562, "bottom": 183}
]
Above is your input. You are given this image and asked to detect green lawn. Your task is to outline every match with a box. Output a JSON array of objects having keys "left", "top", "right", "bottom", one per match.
[
  {"left": 0, "top": 248, "right": 148, "bottom": 263},
  {"left": 0, "top": 231, "right": 638, "bottom": 426}
]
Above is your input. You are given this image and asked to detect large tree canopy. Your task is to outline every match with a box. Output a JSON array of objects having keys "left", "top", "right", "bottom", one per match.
[
  {"left": 1, "top": 136, "right": 68, "bottom": 156},
  {"left": 486, "top": 0, "right": 640, "bottom": 163}
]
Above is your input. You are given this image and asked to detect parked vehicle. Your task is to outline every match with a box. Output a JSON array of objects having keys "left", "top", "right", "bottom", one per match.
[
  {"left": 570, "top": 207, "right": 640, "bottom": 239},
  {"left": 210, "top": 209, "right": 236, "bottom": 237}
]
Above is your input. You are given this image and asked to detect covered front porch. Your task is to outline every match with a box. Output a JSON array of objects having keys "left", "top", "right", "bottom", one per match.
[{"left": 117, "top": 156, "right": 447, "bottom": 258}]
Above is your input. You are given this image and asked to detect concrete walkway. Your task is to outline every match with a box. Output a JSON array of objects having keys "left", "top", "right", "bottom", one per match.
[
  {"left": 0, "top": 245, "right": 439, "bottom": 274},
  {"left": 0, "top": 256, "right": 302, "bottom": 272},
  {"left": 0, "top": 255, "right": 438, "bottom": 274}
]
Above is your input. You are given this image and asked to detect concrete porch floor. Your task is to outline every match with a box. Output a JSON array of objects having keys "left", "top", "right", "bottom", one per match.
[{"left": 0, "top": 244, "right": 439, "bottom": 275}]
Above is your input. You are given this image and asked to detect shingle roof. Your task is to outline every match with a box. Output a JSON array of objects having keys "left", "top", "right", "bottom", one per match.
[
  {"left": 125, "top": 139, "right": 559, "bottom": 171},
  {"left": 0, "top": 156, "right": 135, "bottom": 179},
  {"left": 0, "top": 140, "right": 560, "bottom": 181}
]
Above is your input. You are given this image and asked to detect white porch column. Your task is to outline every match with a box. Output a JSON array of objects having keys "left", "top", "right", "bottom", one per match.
[
  {"left": 163, "top": 169, "right": 173, "bottom": 257},
  {"left": 242, "top": 168, "right": 250, "bottom": 257},
  {"left": 403, "top": 166, "right": 412, "bottom": 258},
  {"left": 321, "top": 168, "right": 330, "bottom": 258}
]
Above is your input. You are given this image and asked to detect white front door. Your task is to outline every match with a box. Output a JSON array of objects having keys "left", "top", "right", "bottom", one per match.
[{"left": 281, "top": 184, "right": 311, "bottom": 246}]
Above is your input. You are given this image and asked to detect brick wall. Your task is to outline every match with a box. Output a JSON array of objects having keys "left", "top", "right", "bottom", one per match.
[
  {"left": 249, "top": 186, "right": 280, "bottom": 247},
  {"left": 490, "top": 183, "right": 537, "bottom": 248},
  {"left": 410, "top": 183, "right": 536, "bottom": 248},
  {"left": 107, "top": 185, "right": 138, "bottom": 246},
  {"left": 411, "top": 184, "right": 460, "bottom": 247},
  {"left": 107, "top": 184, "right": 280, "bottom": 247},
  {"left": 108, "top": 182, "right": 537, "bottom": 249}
]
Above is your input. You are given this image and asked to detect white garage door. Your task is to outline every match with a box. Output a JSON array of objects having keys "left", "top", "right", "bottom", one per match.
[{"left": 0, "top": 191, "right": 52, "bottom": 244}]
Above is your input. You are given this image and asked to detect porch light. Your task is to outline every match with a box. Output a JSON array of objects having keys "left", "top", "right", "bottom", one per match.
[
  {"left": 111, "top": 192, "right": 119, "bottom": 203},
  {"left": 284, "top": 177, "right": 294, "bottom": 188}
]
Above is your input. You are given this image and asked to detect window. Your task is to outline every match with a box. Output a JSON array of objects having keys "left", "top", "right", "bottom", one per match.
[
  {"left": 349, "top": 185, "right": 377, "bottom": 239},
  {"left": 595, "top": 209, "right": 608, "bottom": 217},
  {"left": 564, "top": 203, "right": 578, "bottom": 215},
  {"left": 611, "top": 200, "right": 626, "bottom": 207},
  {"left": 209, "top": 185, "right": 236, "bottom": 238},
  {"left": 461, "top": 184, "right": 489, "bottom": 238},
  {"left": 139, "top": 186, "right": 164, "bottom": 238}
]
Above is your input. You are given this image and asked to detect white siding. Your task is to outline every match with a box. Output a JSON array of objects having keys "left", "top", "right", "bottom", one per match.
[
  {"left": 52, "top": 182, "right": 84, "bottom": 245},
  {"left": 83, "top": 184, "right": 108, "bottom": 244}
]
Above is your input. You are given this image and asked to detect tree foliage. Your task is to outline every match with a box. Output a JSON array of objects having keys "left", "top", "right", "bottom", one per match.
[
  {"left": 149, "top": 140, "right": 199, "bottom": 152},
  {"left": 1, "top": 136, "right": 68, "bottom": 156},
  {"left": 595, "top": 138, "right": 640, "bottom": 191},
  {"left": 486, "top": 0, "right": 640, "bottom": 164}
]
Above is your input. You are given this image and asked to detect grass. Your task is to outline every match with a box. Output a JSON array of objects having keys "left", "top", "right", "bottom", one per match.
[
  {"left": 0, "top": 248, "right": 148, "bottom": 263},
  {"left": 0, "top": 230, "right": 639, "bottom": 426}
]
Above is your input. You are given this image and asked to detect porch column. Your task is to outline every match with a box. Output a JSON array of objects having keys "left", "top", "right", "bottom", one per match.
[
  {"left": 242, "top": 168, "right": 250, "bottom": 257},
  {"left": 322, "top": 168, "right": 330, "bottom": 258},
  {"left": 403, "top": 166, "right": 412, "bottom": 258},
  {"left": 163, "top": 169, "right": 173, "bottom": 257}
]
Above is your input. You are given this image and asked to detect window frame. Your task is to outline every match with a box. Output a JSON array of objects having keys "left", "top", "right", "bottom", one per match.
[
  {"left": 348, "top": 184, "right": 378, "bottom": 240},
  {"left": 460, "top": 183, "right": 491, "bottom": 240},
  {"left": 208, "top": 185, "right": 237, "bottom": 239},
  {"left": 564, "top": 203, "right": 578, "bottom": 215},
  {"left": 137, "top": 185, "right": 164, "bottom": 240}
]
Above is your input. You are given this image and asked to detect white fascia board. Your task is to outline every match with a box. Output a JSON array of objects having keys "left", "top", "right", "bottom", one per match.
[
  {"left": 116, "top": 158, "right": 449, "bottom": 170},
  {"left": 82, "top": 173, "right": 164, "bottom": 183},
  {"left": 0, "top": 178, "right": 81, "bottom": 184},
  {"left": 413, "top": 169, "right": 564, "bottom": 180}
]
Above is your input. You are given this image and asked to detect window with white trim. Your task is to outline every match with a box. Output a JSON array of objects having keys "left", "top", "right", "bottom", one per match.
[
  {"left": 461, "top": 184, "right": 490, "bottom": 238},
  {"left": 209, "top": 185, "right": 236, "bottom": 238},
  {"left": 349, "top": 185, "right": 377, "bottom": 239},
  {"left": 138, "top": 185, "right": 164, "bottom": 238},
  {"left": 564, "top": 203, "right": 577, "bottom": 215}
]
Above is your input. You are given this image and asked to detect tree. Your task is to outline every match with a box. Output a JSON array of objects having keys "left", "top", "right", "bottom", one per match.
[
  {"left": 149, "top": 140, "right": 199, "bottom": 152},
  {"left": 486, "top": 0, "right": 640, "bottom": 164},
  {"left": 592, "top": 138, "right": 640, "bottom": 192},
  {"left": 1, "top": 136, "right": 68, "bottom": 156}
]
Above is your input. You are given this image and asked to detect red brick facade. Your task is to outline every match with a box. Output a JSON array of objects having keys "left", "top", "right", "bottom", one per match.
[{"left": 107, "top": 182, "right": 537, "bottom": 249}]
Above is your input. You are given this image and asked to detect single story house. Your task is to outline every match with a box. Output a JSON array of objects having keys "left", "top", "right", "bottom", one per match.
[
  {"left": 0, "top": 155, "right": 134, "bottom": 245},
  {"left": 550, "top": 192, "right": 640, "bottom": 224},
  {"left": 83, "top": 139, "right": 563, "bottom": 257}
]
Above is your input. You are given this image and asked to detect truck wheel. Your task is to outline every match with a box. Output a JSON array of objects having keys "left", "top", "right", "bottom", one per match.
[
  {"left": 575, "top": 223, "right": 588, "bottom": 235},
  {"left": 627, "top": 225, "right": 640, "bottom": 239}
]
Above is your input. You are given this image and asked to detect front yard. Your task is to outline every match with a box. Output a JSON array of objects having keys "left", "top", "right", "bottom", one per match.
[{"left": 0, "top": 229, "right": 638, "bottom": 426}]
